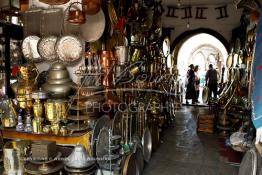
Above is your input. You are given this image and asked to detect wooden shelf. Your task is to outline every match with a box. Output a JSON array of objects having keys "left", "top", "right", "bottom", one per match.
[{"left": 1, "top": 129, "right": 92, "bottom": 154}]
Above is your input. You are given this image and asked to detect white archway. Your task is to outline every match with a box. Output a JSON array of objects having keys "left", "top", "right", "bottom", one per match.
[{"left": 177, "top": 33, "right": 228, "bottom": 85}]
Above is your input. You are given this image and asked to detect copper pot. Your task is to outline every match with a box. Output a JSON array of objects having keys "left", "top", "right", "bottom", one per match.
[
  {"left": 83, "top": 0, "right": 101, "bottom": 15},
  {"left": 101, "top": 51, "right": 110, "bottom": 68},
  {"left": 67, "top": 2, "right": 86, "bottom": 25}
]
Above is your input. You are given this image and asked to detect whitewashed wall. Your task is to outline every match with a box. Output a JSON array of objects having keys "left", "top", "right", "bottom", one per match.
[{"left": 162, "top": 3, "right": 243, "bottom": 42}]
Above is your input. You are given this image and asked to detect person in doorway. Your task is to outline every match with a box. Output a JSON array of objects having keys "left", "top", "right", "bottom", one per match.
[
  {"left": 194, "top": 65, "right": 200, "bottom": 103},
  {"left": 205, "top": 64, "right": 218, "bottom": 100},
  {"left": 185, "top": 64, "right": 196, "bottom": 104}
]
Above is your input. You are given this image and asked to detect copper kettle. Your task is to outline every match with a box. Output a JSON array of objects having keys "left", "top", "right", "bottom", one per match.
[
  {"left": 82, "top": 0, "right": 101, "bottom": 15},
  {"left": 67, "top": 2, "right": 86, "bottom": 25}
]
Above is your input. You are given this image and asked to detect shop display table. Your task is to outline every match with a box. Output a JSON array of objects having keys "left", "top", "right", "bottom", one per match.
[{"left": 0, "top": 128, "right": 92, "bottom": 154}]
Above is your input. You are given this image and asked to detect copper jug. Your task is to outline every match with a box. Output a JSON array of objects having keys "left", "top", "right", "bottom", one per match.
[{"left": 67, "top": 2, "right": 86, "bottom": 25}]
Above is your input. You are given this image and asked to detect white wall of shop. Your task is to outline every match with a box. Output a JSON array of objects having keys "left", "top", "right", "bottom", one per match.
[{"left": 161, "top": 3, "right": 243, "bottom": 42}]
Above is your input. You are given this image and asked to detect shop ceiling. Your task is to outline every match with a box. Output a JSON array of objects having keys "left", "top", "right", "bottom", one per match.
[{"left": 162, "top": 0, "right": 262, "bottom": 6}]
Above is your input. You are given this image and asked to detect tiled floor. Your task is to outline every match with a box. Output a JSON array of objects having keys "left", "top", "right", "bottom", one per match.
[{"left": 143, "top": 106, "right": 239, "bottom": 175}]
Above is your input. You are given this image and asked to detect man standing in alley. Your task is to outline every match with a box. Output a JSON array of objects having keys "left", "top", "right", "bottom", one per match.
[{"left": 205, "top": 64, "right": 218, "bottom": 100}]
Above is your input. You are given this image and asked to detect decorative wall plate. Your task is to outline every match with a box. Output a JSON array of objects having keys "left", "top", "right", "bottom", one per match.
[
  {"left": 37, "top": 36, "right": 58, "bottom": 62},
  {"left": 22, "top": 35, "right": 41, "bottom": 63},
  {"left": 55, "top": 35, "right": 83, "bottom": 65}
]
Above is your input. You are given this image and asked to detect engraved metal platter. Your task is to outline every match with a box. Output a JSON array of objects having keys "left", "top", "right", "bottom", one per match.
[
  {"left": 22, "top": 35, "right": 42, "bottom": 63},
  {"left": 80, "top": 9, "right": 105, "bottom": 42},
  {"left": 55, "top": 35, "right": 83, "bottom": 65},
  {"left": 37, "top": 35, "right": 58, "bottom": 62},
  {"left": 91, "top": 115, "right": 110, "bottom": 157}
]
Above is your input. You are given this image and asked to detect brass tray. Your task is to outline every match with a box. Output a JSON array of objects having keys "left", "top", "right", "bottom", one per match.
[{"left": 55, "top": 35, "right": 83, "bottom": 65}]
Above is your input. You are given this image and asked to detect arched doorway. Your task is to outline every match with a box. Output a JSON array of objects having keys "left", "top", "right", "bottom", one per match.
[{"left": 172, "top": 29, "right": 229, "bottom": 103}]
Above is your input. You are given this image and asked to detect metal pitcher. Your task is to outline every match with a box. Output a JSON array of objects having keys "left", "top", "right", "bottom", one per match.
[{"left": 115, "top": 46, "right": 129, "bottom": 65}]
